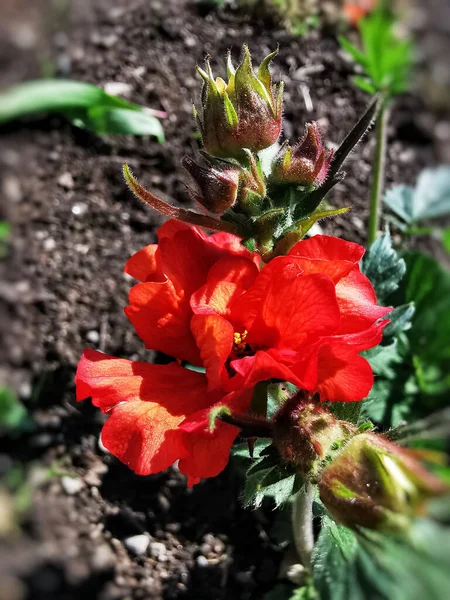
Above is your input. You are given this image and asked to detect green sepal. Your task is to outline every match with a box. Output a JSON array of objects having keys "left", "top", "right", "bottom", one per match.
[{"left": 223, "top": 91, "right": 238, "bottom": 127}]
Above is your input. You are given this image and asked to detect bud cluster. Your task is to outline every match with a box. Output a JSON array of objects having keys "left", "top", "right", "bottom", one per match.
[
  {"left": 124, "top": 45, "right": 356, "bottom": 260},
  {"left": 272, "top": 399, "right": 447, "bottom": 532}
]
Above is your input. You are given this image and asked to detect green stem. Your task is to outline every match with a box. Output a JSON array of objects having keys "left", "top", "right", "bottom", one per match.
[
  {"left": 292, "top": 482, "right": 315, "bottom": 573},
  {"left": 368, "top": 103, "right": 389, "bottom": 245}
]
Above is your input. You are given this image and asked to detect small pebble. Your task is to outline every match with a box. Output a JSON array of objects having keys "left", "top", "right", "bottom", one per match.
[
  {"left": 61, "top": 476, "right": 84, "bottom": 495},
  {"left": 124, "top": 534, "right": 150, "bottom": 556},
  {"left": 72, "top": 202, "right": 88, "bottom": 216},
  {"left": 87, "top": 330, "right": 100, "bottom": 344},
  {"left": 57, "top": 172, "right": 74, "bottom": 190},
  {"left": 150, "top": 541, "right": 167, "bottom": 560},
  {"left": 196, "top": 556, "right": 209, "bottom": 568}
]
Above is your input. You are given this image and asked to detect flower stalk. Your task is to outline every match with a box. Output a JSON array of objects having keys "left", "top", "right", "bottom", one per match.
[
  {"left": 368, "top": 100, "right": 389, "bottom": 245},
  {"left": 292, "top": 482, "right": 315, "bottom": 573}
]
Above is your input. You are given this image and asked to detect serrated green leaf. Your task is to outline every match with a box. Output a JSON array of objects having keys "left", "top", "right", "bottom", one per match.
[
  {"left": 384, "top": 167, "right": 450, "bottom": 226},
  {"left": 231, "top": 439, "right": 272, "bottom": 460},
  {"left": 242, "top": 445, "right": 300, "bottom": 508},
  {"left": 341, "top": 7, "right": 412, "bottom": 97},
  {"left": 382, "top": 302, "right": 415, "bottom": 338},
  {"left": 361, "top": 230, "right": 406, "bottom": 303},
  {"left": 313, "top": 517, "right": 450, "bottom": 600}
]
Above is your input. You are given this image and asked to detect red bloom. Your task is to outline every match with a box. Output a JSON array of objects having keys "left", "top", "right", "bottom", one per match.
[
  {"left": 76, "top": 221, "right": 390, "bottom": 483},
  {"left": 76, "top": 349, "right": 252, "bottom": 486}
]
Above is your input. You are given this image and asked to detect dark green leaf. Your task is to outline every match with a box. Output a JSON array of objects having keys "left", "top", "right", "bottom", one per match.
[
  {"left": 361, "top": 230, "right": 406, "bottom": 303},
  {"left": 313, "top": 516, "right": 450, "bottom": 600},
  {"left": 242, "top": 445, "right": 301, "bottom": 508}
]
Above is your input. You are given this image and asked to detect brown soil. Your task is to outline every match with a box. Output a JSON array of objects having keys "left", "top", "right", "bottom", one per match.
[{"left": 0, "top": 1, "right": 449, "bottom": 599}]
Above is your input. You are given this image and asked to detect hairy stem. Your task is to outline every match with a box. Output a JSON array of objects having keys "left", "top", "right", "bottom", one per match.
[
  {"left": 368, "top": 103, "right": 389, "bottom": 245},
  {"left": 292, "top": 482, "right": 315, "bottom": 572}
]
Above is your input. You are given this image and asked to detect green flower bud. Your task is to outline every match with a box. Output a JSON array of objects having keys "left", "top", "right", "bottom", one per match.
[
  {"left": 194, "top": 45, "right": 283, "bottom": 160},
  {"left": 319, "top": 432, "right": 448, "bottom": 532},
  {"left": 271, "top": 122, "right": 332, "bottom": 186}
]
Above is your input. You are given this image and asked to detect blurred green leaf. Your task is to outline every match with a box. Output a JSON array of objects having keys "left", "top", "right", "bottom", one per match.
[
  {"left": 384, "top": 167, "right": 450, "bottom": 225},
  {"left": 339, "top": 7, "right": 412, "bottom": 98},
  {"left": 0, "top": 79, "right": 165, "bottom": 140},
  {"left": 0, "top": 387, "right": 34, "bottom": 436}
]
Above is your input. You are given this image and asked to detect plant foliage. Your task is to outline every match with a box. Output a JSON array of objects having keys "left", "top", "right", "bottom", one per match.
[{"left": 0, "top": 80, "right": 165, "bottom": 141}]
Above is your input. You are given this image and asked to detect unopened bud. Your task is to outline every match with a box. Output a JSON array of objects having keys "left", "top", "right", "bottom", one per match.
[
  {"left": 319, "top": 432, "right": 448, "bottom": 532},
  {"left": 182, "top": 156, "right": 239, "bottom": 214},
  {"left": 271, "top": 123, "right": 332, "bottom": 187},
  {"left": 273, "top": 398, "right": 356, "bottom": 479},
  {"left": 194, "top": 45, "right": 283, "bottom": 160}
]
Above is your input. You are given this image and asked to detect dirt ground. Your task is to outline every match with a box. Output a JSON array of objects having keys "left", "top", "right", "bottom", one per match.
[{"left": 0, "top": 1, "right": 449, "bottom": 599}]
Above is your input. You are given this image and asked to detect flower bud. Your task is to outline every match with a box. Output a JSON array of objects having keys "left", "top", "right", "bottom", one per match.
[
  {"left": 271, "top": 122, "right": 332, "bottom": 187},
  {"left": 194, "top": 46, "right": 283, "bottom": 159},
  {"left": 183, "top": 154, "right": 266, "bottom": 216},
  {"left": 182, "top": 156, "right": 239, "bottom": 214},
  {"left": 273, "top": 398, "right": 356, "bottom": 479},
  {"left": 319, "top": 432, "right": 448, "bottom": 532}
]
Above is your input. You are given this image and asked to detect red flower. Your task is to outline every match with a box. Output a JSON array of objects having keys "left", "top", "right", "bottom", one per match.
[
  {"left": 76, "top": 350, "right": 252, "bottom": 486},
  {"left": 191, "top": 233, "right": 391, "bottom": 401},
  {"left": 76, "top": 221, "right": 390, "bottom": 483}
]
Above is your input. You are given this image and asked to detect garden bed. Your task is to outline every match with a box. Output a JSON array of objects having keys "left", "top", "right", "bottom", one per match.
[{"left": 0, "top": 1, "right": 449, "bottom": 598}]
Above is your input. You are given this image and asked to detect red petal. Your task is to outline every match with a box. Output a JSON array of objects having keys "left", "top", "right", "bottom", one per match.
[
  {"left": 229, "top": 350, "right": 312, "bottom": 390},
  {"left": 315, "top": 343, "right": 374, "bottom": 402},
  {"left": 124, "top": 245, "right": 164, "bottom": 282},
  {"left": 75, "top": 350, "right": 214, "bottom": 475},
  {"left": 191, "top": 314, "right": 234, "bottom": 390},
  {"left": 245, "top": 267, "right": 340, "bottom": 350},
  {"left": 289, "top": 235, "right": 364, "bottom": 263},
  {"left": 178, "top": 389, "right": 253, "bottom": 479},
  {"left": 191, "top": 256, "right": 258, "bottom": 317},
  {"left": 330, "top": 319, "right": 389, "bottom": 352},
  {"left": 125, "top": 280, "right": 200, "bottom": 364},
  {"left": 335, "top": 267, "right": 392, "bottom": 334},
  {"left": 156, "top": 221, "right": 259, "bottom": 298}
]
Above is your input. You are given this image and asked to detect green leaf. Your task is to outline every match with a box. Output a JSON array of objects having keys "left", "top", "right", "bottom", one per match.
[
  {"left": 0, "top": 79, "right": 165, "bottom": 140},
  {"left": 242, "top": 445, "right": 301, "bottom": 508},
  {"left": 442, "top": 228, "right": 450, "bottom": 253},
  {"left": 384, "top": 166, "right": 450, "bottom": 226},
  {"left": 0, "top": 221, "right": 10, "bottom": 241},
  {"left": 382, "top": 303, "right": 415, "bottom": 338},
  {"left": 313, "top": 517, "right": 450, "bottom": 600},
  {"left": 351, "top": 76, "right": 377, "bottom": 95},
  {"left": 75, "top": 107, "right": 165, "bottom": 141},
  {"left": 312, "top": 516, "right": 360, "bottom": 600},
  {"left": 340, "top": 7, "right": 412, "bottom": 98},
  {"left": 0, "top": 387, "right": 34, "bottom": 435},
  {"left": 361, "top": 229, "right": 406, "bottom": 303}
]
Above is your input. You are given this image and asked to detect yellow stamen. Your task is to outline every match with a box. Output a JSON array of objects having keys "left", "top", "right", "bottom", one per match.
[{"left": 233, "top": 329, "right": 248, "bottom": 352}]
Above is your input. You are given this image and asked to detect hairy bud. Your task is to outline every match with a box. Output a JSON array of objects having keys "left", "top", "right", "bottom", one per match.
[
  {"left": 194, "top": 45, "right": 283, "bottom": 160},
  {"left": 182, "top": 156, "right": 239, "bottom": 214},
  {"left": 319, "top": 432, "right": 448, "bottom": 532},
  {"left": 271, "top": 122, "right": 332, "bottom": 187},
  {"left": 183, "top": 154, "right": 266, "bottom": 216},
  {"left": 273, "top": 398, "right": 356, "bottom": 479}
]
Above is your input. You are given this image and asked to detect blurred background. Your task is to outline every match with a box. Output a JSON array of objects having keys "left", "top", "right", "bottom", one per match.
[{"left": 0, "top": 1, "right": 449, "bottom": 599}]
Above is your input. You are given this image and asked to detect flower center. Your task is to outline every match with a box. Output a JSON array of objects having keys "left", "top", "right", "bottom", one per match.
[{"left": 233, "top": 329, "right": 250, "bottom": 356}]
